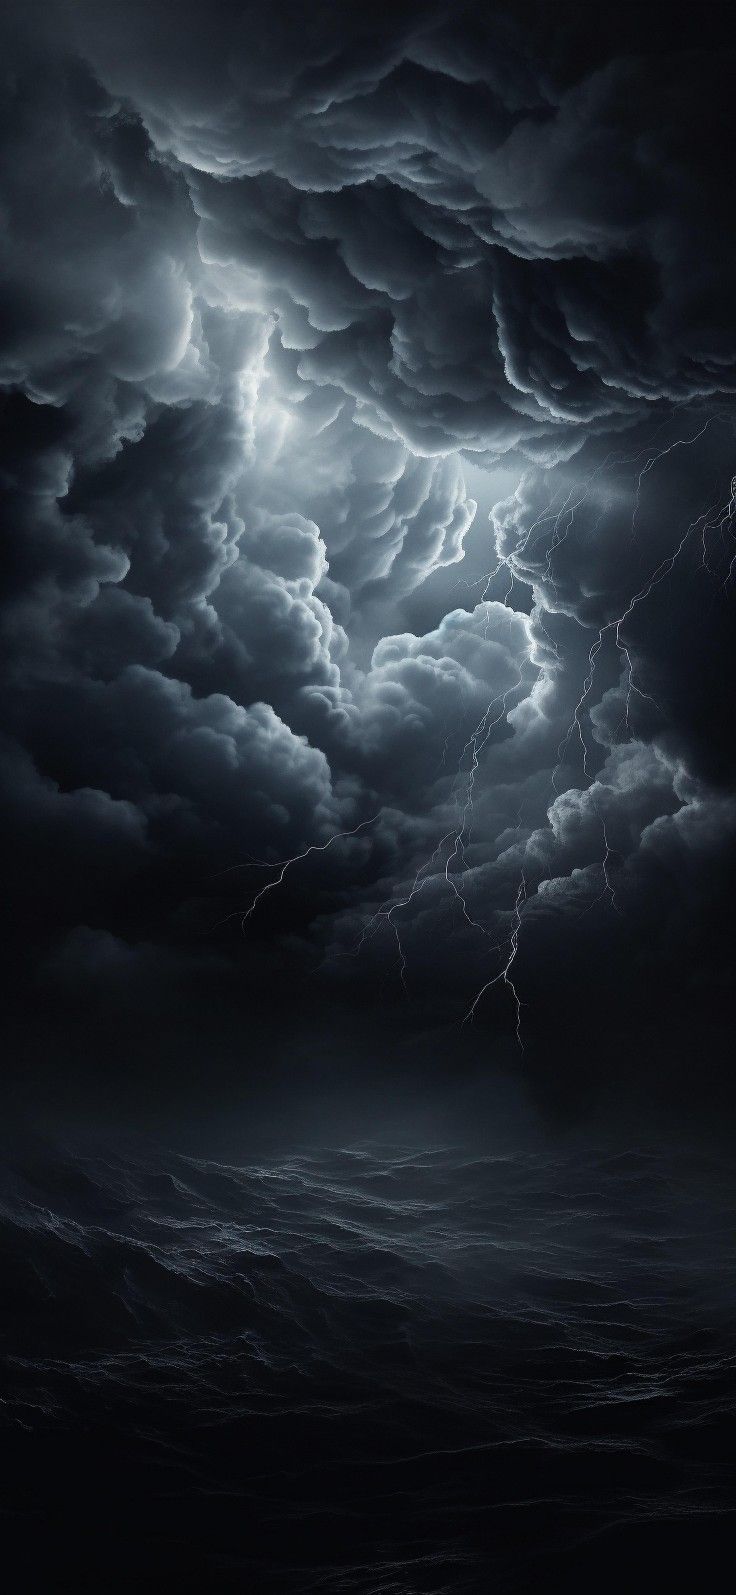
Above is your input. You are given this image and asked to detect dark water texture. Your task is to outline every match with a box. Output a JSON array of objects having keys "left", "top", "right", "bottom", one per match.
[{"left": 2, "top": 1135, "right": 735, "bottom": 1591}]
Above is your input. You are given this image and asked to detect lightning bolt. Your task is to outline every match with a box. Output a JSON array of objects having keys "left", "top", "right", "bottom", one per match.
[
  {"left": 470, "top": 428, "right": 735, "bottom": 1039},
  {"left": 598, "top": 816, "right": 622, "bottom": 914},
  {"left": 443, "top": 672, "right": 525, "bottom": 918},
  {"left": 349, "top": 429, "right": 723, "bottom": 1029},
  {"left": 630, "top": 417, "right": 716, "bottom": 540},
  {"left": 698, "top": 476, "right": 736, "bottom": 586},
  {"left": 348, "top": 669, "right": 527, "bottom": 990},
  {"left": 215, "top": 417, "right": 733, "bottom": 1056},
  {"left": 216, "top": 814, "right": 381, "bottom": 932},
  {"left": 462, "top": 871, "right": 527, "bottom": 1047},
  {"left": 347, "top": 825, "right": 457, "bottom": 987},
  {"left": 552, "top": 491, "right": 731, "bottom": 792},
  {"left": 545, "top": 452, "right": 734, "bottom": 955},
  {"left": 578, "top": 805, "right": 623, "bottom": 918}
]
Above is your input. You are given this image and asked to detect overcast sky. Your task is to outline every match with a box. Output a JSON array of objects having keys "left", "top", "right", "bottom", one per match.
[{"left": 2, "top": 0, "right": 735, "bottom": 1115}]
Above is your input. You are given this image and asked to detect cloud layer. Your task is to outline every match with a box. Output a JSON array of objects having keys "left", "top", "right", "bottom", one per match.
[{"left": 2, "top": 0, "right": 735, "bottom": 1101}]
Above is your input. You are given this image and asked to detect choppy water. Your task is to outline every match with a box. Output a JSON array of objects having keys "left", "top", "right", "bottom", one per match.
[{"left": 2, "top": 1136, "right": 735, "bottom": 1591}]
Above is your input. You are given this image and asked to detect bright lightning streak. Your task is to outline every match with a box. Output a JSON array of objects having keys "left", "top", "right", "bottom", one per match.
[
  {"left": 217, "top": 814, "right": 380, "bottom": 932},
  {"left": 443, "top": 673, "right": 525, "bottom": 934},
  {"left": 350, "top": 430, "right": 727, "bottom": 1027},
  {"left": 698, "top": 475, "right": 736, "bottom": 586},
  {"left": 630, "top": 418, "right": 716, "bottom": 540},
  {"left": 347, "top": 826, "right": 457, "bottom": 981},
  {"left": 599, "top": 818, "right": 622, "bottom": 914},
  {"left": 553, "top": 490, "right": 732, "bottom": 791},
  {"left": 216, "top": 419, "right": 733, "bottom": 1054},
  {"left": 462, "top": 872, "right": 527, "bottom": 1047},
  {"left": 578, "top": 807, "right": 623, "bottom": 918},
  {"left": 461, "top": 427, "right": 735, "bottom": 1042},
  {"left": 348, "top": 670, "right": 526, "bottom": 989}
]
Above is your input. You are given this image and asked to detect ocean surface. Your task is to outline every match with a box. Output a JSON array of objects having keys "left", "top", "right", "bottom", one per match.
[{"left": 2, "top": 1133, "right": 735, "bottom": 1591}]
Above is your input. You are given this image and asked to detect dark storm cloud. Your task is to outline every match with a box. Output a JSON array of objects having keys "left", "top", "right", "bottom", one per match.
[
  {"left": 1, "top": 0, "right": 735, "bottom": 1096},
  {"left": 63, "top": 0, "right": 736, "bottom": 455}
]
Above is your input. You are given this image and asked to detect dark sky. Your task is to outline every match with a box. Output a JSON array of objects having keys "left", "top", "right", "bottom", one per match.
[{"left": 2, "top": 0, "right": 736, "bottom": 1118}]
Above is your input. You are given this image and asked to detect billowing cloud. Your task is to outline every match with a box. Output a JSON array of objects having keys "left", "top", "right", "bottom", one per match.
[{"left": 1, "top": 0, "right": 735, "bottom": 1101}]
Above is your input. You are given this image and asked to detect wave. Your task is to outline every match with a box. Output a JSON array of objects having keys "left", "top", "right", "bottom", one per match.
[{"left": 2, "top": 1137, "right": 735, "bottom": 1590}]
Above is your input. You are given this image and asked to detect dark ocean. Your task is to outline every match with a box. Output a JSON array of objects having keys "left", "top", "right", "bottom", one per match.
[{"left": 2, "top": 1131, "right": 735, "bottom": 1592}]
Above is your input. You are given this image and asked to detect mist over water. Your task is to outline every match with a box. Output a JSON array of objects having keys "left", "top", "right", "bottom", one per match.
[{"left": 3, "top": 1116, "right": 735, "bottom": 1591}]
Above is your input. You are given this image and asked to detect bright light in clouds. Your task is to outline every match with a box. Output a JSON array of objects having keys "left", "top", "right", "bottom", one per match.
[{"left": 0, "top": 0, "right": 734, "bottom": 1074}]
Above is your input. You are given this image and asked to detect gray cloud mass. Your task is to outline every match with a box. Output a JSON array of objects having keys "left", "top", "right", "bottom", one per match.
[{"left": 2, "top": 0, "right": 735, "bottom": 1099}]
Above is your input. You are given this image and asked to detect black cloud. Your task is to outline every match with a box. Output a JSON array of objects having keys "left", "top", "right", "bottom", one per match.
[{"left": 1, "top": 0, "right": 735, "bottom": 1109}]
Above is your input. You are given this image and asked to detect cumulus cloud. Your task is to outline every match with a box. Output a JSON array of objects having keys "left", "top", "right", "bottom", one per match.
[{"left": 1, "top": 0, "right": 735, "bottom": 1097}]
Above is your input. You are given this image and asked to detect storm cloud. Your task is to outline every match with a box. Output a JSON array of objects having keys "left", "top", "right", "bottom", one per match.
[{"left": 2, "top": 0, "right": 735, "bottom": 1105}]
